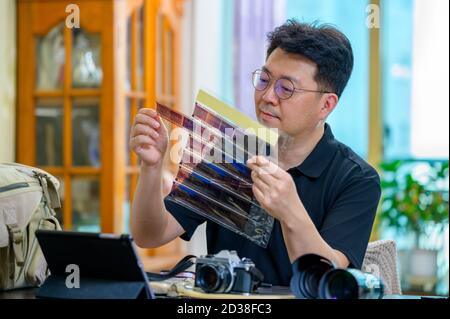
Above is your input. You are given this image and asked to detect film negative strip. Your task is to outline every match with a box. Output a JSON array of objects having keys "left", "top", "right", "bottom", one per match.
[
  {"left": 157, "top": 101, "right": 275, "bottom": 248},
  {"left": 174, "top": 168, "right": 250, "bottom": 220},
  {"left": 168, "top": 184, "right": 249, "bottom": 239},
  {"left": 177, "top": 164, "right": 264, "bottom": 215},
  {"left": 195, "top": 89, "right": 279, "bottom": 146},
  {"left": 181, "top": 149, "right": 253, "bottom": 190},
  {"left": 193, "top": 102, "right": 239, "bottom": 138},
  {"left": 168, "top": 180, "right": 274, "bottom": 248},
  {"left": 179, "top": 162, "right": 254, "bottom": 203},
  {"left": 193, "top": 103, "right": 276, "bottom": 159},
  {"left": 186, "top": 134, "right": 252, "bottom": 183},
  {"left": 157, "top": 102, "right": 265, "bottom": 163}
]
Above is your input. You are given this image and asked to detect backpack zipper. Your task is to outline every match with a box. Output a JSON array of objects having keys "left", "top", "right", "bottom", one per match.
[{"left": 0, "top": 182, "right": 29, "bottom": 193}]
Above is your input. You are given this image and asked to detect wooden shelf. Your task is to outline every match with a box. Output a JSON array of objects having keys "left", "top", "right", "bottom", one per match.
[
  {"left": 40, "top": 166, "right": 101, "bottom": 175},
  {"left": 34, "top": 89, "right": 101, "bottom": 97}
]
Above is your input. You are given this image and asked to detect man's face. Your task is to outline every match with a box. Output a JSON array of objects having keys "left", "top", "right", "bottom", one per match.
[{"left": 254, "top": 48, "right": 328, "bottom": 137}]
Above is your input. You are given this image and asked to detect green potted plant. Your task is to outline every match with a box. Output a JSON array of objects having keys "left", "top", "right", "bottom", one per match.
[{"left": 379, "top": 160, "right": 449, "bottom": 293}]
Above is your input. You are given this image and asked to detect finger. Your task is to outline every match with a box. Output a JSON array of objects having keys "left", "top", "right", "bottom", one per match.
[
  {"left": 130, "top": 135, "right": 155, "bottom": 150},
  {"left": 252, "top": 168, "right": 276, "bottom": 186},
  {"left": 131, "top": 123, "right": 159, "bottom": 140},
  {"left": 251, "top": 169, "right": 272, "bottom": 187},
  {"left": 130, "top": 137, "right": 154, "bottom": 153},
  {"left": 246, "top": 155, "right": 259, "bottom": 166},
  {"left": 247, "top": 155, "right": 270, "bottom": 169},
  {"left": 248, "top": 156, "right": 279, "bottom": 177},
  {"left": 137, "top": 108, "right": 166, "bottom": 132},
  {"left": 249, "top": 157, "right": 283, "bottom": 179},
  {"left": 137, "top": 107, "right": 158, "bottom": 118},
  {"left": 259, "top": 161, "right": 281, "bottom": 177},
  {"left": 252, "top": 184, "right": 265, "bottom": 206},
  {"left": 134, "top": 113, "right": 161, "bottom": 129},
  {"left": 252, "top": 175, "right": 270, "bottom": 194}
]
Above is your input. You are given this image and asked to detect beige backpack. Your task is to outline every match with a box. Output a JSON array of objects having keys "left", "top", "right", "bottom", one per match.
[{"left": 0, "top": 163, "right": 62, "bottom": 290}]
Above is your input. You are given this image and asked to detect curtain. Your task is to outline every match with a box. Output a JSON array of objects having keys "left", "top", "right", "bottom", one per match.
[{"left": 233, "top": 0, "right": 285, "bottom": 119}]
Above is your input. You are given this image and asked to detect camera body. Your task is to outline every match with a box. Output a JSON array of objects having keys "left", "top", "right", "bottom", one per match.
[{"left": 195, "top": 250, "right": 263, "bottom": 294}]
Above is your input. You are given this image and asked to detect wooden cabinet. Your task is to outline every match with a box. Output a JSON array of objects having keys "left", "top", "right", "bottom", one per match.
[{"left": 17, "top": 0, "right": 185, "bottom": 270}]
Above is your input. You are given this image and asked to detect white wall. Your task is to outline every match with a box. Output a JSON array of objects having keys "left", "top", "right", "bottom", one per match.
[
  {"left": 179, "top": 0, "right": 226, "bottom": 257},
  {"left": 191, "top": 0, "right": 223, "bottom": 102},
  {"left": 410, "top": 0, "right": 449, "bottom": 158},
  {"left": 0, "top": 0, "right": 16, "bottom": 163},
  {"left": 180, "top": 0, "right": 224, "bottom": 116}
]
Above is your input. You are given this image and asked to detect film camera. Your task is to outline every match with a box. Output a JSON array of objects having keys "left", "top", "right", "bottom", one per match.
[{"left": 194, "top": 250, "right": 264, "bottom": 294}]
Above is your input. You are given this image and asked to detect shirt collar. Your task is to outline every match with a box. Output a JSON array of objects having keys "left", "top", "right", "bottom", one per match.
[{"left": 293, "top": 123, "right": 339, "bottom": 178}]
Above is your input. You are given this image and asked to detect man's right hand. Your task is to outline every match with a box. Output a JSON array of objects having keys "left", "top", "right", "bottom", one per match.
[{"left": 129, "top": 108, "right": 169, "bottom": 167}]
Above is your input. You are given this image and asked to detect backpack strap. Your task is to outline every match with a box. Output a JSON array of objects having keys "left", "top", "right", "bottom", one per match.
[
  {"left": 4, "top": 209, "right": 25, "bottom": 266},
  {"left": 34, "top": 172, "right": 61, "bottom": 210},
  {"left": 8, "top": 224, "right": 24, "bottom": 266}
]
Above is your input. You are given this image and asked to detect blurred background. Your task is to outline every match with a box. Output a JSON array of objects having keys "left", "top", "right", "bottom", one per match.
[{"left": 0, "top": 0, "right": 448, "bottom": 296}]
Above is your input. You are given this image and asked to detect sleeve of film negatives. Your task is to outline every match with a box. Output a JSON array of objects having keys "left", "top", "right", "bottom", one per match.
[{"left": 163, "top": 195, "right": 206, "bottom": 241}]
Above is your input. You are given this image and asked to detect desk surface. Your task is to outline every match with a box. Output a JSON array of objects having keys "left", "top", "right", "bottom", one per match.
[
  {"left": 0, "top": 288, "right": 38, "bottom": 299},
  {"left": 0, "top": 288, "right": 441, "bottom": 300}
]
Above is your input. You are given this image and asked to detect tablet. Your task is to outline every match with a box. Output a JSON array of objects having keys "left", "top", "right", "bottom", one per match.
[{"left": 35, "top": 230, "right": 154, "bottom": 299}]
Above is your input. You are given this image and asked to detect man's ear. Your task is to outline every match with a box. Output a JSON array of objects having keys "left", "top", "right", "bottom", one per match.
[{"left": 320, "top": 93, "right": 339, "bottom": 118}]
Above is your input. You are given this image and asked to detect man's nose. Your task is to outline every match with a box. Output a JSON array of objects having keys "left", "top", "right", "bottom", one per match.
[{"left": 262, "top": 82, "right": 279, "bottom": 105}]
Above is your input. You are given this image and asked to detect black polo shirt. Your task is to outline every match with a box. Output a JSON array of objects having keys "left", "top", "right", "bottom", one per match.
[{"left": 164, "top": 123, "right": 381, "bottom": 286}]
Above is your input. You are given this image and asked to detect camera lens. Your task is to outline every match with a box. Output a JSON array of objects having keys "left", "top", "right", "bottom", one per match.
[
  {"left": 290, "top": 254, "right": 335, "bottom": 299},
  {"left": 198, "top": 265, "right": 219, "bottom": 291},
  {"left": 196, "top": 264, "right": 232, "bottom": 293},
  {"left": 319, "top": 269, "right": 358, "bottom": 299},
  {"left": 319, "top": 269, "right": 384, "bottom": 299},
  {"left": 302, "top": 264, "right": 330, "bottom": 298}
]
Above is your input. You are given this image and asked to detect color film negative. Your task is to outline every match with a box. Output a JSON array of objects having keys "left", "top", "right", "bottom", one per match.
[
  {"left": 168, "top": 180, "right": 274, "bottom": 248},
  {"left": 181, "top": 149, "right": 253, "bottom": 190},
  {"left": 186, "top": 134, "right": 252, "bottom": 185},
  {"left": 193, "top": 102, "right": 277, "bottom": 159},
  {"left": 157, "top": 101, "right": 275, "bottom": 248},
  {"left": 177, "top": 164, "right": 264, "bottom": 216},
  {"left": 157, "top": 102, "right": 265, "bottom": 163}
]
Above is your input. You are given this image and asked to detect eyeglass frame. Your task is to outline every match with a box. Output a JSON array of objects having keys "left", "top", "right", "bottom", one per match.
[{"left": 252, "top": 69, "right": 333, "bottom": 100}]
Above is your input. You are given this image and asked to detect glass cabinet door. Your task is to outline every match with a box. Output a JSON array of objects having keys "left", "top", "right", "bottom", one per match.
[
  {"left": 72, "top": 29, "right": 102, "bottom": 88},
  {"left": 19, "top": 1, "right": 185, "bottom": 269},
  {"left": 33, "top": 23, "right": 103, "bottom": 231},
  {"left": 71, "top": 177, "right": 100, "bottom": 232},
  {"left": 35, "top": 98, "right": 64, "bottom": 166},
  {"left": 124, "top": 5, "right": 146, "bottom": 234},
  {"left": 69, "top": 27, "right": 103, "bottom": 231},
  {"left": 19, "top": 0, "right": 129, "bottom": 235},
  {"left": 36, "top": 23, "right": 65, "bottom": 91},
  {"left": 72, "top": 97, "right": 100, "bottom": 167}
]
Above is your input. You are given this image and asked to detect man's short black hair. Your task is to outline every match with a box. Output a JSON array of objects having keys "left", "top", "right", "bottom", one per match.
[{"left": 266, "top": 19, "right": 354, "bottom": 98}]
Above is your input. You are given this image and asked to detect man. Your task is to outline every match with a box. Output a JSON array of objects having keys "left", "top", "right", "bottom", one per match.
[{"left": 129, "top": 20, "right": 381, "bottom": 286}]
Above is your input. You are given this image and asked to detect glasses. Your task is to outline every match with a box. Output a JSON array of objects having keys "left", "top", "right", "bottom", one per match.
[{"left": 252, "top": 69, "right": 332, "bottom": 100}]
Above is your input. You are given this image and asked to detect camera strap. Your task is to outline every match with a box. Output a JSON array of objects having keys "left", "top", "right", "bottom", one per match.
[
  {"left": 249, "top": 266, "right": 265, "bottom": 289},
  {"left": 146, "top": 255, "right": 197, "bottom": 281}
]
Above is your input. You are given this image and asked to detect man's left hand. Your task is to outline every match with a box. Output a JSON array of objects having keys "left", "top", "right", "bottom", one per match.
[{"left": 247, "top": 156, "right": 302, "bottom": 222}]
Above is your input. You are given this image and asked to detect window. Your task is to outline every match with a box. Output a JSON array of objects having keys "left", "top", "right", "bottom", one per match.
[{"left": 286, "top": 0, "right": 370, "bottom": 158}]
